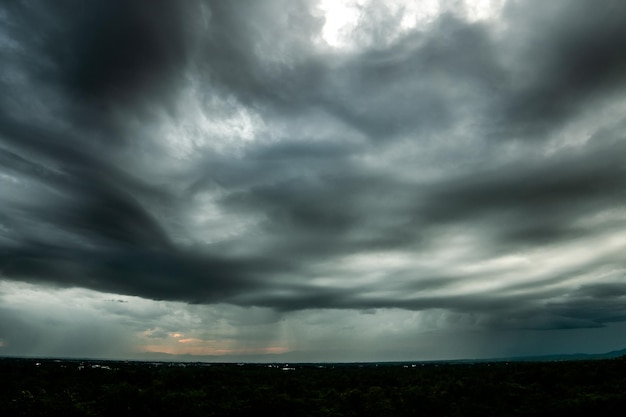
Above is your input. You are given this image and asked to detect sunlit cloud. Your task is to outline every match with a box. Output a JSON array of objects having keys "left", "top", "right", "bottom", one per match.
[{"left": 316, "top": 0, "right": 508, "bottom": 50}]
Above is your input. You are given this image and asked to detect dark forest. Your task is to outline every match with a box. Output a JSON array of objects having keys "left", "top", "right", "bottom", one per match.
[{"left": 2, "top": 356, "right": 626, "bottom": 416}]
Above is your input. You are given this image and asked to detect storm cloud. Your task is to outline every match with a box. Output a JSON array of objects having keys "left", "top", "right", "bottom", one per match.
[{"left": 1, "top": 0, "right": 626, "bottom": 360}]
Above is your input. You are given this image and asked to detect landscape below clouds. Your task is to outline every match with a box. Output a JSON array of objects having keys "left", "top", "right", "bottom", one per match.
[{"left": 1, "top": 0, "right": 626, "bottom": 361}]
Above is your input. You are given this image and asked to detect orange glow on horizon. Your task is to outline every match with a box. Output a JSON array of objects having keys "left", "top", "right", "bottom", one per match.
[
  {"left": 178, "top": 338, "right": 207, "bottom": 344},
  {"left": 137, "top": 329, "right": 290, "bottom": 356},
  {"left": 139, "top": 342, "right": 290, "bottom": 356}
]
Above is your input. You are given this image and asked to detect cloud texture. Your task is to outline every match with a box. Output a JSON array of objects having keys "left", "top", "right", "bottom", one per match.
[{"left": 1, "top": 0, "right": 626, "bottom": 359}]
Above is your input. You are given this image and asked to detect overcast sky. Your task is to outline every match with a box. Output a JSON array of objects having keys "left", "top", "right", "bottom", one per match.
[{"left": 1, "top": 0, "right": 626, "bottom": 362}]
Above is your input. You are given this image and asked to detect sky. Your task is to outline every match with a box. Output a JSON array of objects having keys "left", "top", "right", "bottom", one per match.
[{"left": 1, "top": 0, "right": 626, "bottom": 362}]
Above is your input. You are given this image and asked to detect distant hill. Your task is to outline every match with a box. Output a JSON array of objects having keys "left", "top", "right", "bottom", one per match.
[{"left": 447, "top": 347, "right": 626, "bottom": 364}]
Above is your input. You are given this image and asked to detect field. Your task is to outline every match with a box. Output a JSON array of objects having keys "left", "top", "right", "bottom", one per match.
[{"left": 2, "top": 356, "right": 626, "bottom": 416}]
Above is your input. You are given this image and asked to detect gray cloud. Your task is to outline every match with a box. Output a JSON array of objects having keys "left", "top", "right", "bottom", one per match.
[
  {"left": 1, "top": 0, "right": 626, "bottom": 358},
  {"left": 498, "top": 0, "right": 626, "bottom": 138}
]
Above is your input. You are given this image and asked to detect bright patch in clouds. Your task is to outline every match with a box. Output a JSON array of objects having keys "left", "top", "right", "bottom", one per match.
[
  {"left": 157, "top": 85, "right": 265, "bottom": 160},
  {"left": 317, "top": 0, "right": 507, "bottom": 49},
  {"left": 464, "top": 0, "right": 508, "bottom": 22}
]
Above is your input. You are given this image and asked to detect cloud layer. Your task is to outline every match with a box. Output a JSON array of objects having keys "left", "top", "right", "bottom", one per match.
[{"left": 1, "top": 0, "right": 626, "bottom": 359}]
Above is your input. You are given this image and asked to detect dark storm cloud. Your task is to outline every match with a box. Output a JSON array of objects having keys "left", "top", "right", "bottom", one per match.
[
  {"left": 0, "top": 243, "right": 270, "bottom": 303},
  {"left": 1, "top": 0, "right": 626, "bottom": 334},
  {"left": 497, "top": 0, "right": 626, "bottom": 138},
  {"left": 417, "top": 129, "right": 626, "bottom": 247},
  {"left": 2, "top": 0, "right": 189, "bottom": 108},
  {"left": 537, "top": 282, "right": 626, "bottom": 329},
  {"left": 0, "top": 115, "right": 171, "bottom": 248}
]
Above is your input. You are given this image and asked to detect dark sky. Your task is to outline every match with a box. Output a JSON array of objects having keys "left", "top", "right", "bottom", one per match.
[{"left": 1, "top": 0, "right": 626, "bottom": 361}]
